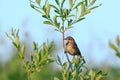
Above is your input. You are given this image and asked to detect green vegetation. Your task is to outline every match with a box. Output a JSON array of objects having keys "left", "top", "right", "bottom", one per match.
[{"left": 0, "top": 0, "right": 119, "bottom": 80}]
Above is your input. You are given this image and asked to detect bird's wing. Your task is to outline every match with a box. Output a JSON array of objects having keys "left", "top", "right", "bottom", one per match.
[{"left": 73, "top": 42, "right": 82, "bottom": 56}]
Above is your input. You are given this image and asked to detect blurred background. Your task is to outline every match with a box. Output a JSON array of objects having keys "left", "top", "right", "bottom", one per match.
[{"left": 0, "top": 0, "right": 120, "bottom": 80}]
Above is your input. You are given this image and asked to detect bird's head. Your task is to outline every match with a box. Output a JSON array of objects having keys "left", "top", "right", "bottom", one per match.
[{"left": 64, "top": 36, "right": 75, "bottom": 43}]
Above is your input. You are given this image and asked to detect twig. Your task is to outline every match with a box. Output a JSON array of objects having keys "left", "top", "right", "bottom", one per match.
[{"left": 62, "top": 20, "right": 74, "bottom": 72}]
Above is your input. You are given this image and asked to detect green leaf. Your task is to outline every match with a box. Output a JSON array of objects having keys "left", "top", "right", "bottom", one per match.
[
  {"left": 62, "top": 62, "right": 67, "bottom": 70},
  {"left": 116, "top": 35, "right": 120, "bottom": 46},
  {"left": 73, "top": 1, "right": 83, "bottom": 9},
  {"left": 95, "top": 71, "right": 105, "bottom": 80},
  {"left": 68, "top": 14, "right": 75, "bottom": 17},
  {"left": 53, "top": 15, "right": 60, "bottom": 28},
  {"left": 46, "top": 3, "right": 51, "bottom": 16},
  {"left": 43, "top": 21, "right": 53, "bottom": 25},
  {"left": 53, "top": 15, "right": 57, "bottom": 22},
  {"left": 16, "top": 29, "right": 19, "bottom": 37},
  {"left": 26, "top": 61, "right": 30, "bottom": 69},
  {"left": 88, "top": 4, "right": 102, "bottom": 11},
  {"left": 55, "top": 0, "right": 60, "bottom": 6},
  {"left": 89, "top": 0, "right": 96, "bottom": 6},
  {"left": 68, "top": 19, "right": 73, "bottom": 27},
  {"left": 15, "top": 36, "right": 19, "bottom": 48},
  {"left": 42, "top": 15, "right": 48, "bottom": 19},
  {"left": 63, "top": 9, "right": 69, "bottom": 17},
  {"left": 69, "top": 0, "right": 73, "bottom": 9},
  {"left": 81, "top": 3, "right": 86, "bottom": 15},
  {"left": 85, "top": 0, "right": 88, "bottom": 6},
  {"left": 50, "top": 4, "right": 59, "bottom": 11},
  {"left": 109, "top": 42, "right": 119, "bottom": 52},
  {"left": 57, "top": 56, "right": 62, "bottom": 66},
  {"left": 89, "top": 70, "right": 95, "bottom": 79},
  {"left": 36, "top": 0, "right": 41, "bottom": 5},
  {"left": 54, "top": 10, "right": 60, "bottom": 14},
  {"left": 43, "top": 43, "right": 48, "bottom": 54},
  {"left": 34, "top": 8, "right": 44, "bottom": 14},
  {"left": 34, "top": 50, "right": 39, "bottom": 60},
  {"left": 72, "top": 71, "right": 76, "bottom": 78},
  {"left": 32, "top": 42, "right": 38, "bottom": 50},
  {"left": 48, "top": 41, "right": 54, "bottom": 52},
  {"left": 73, "top": 17, "right": 85, "bottom": 24},
  {"left": 116, "top": 52, "right": 120, "bottom": 58},
  {"left": 61, "top": 0, "right": 65, "bottom": 8},
  {"left": 31, "top": 55, "right": 33, "bottom": 61},
  {"left": 39, "top": 49, "right": 42, "bottom": 61},
  {"left": 81, "top": 9, "right": 91, "bottom": 17},
  {"left": 30, "top": 3, "right": 35, "bottom": 9},
  {"left": 6, "top": 33, "right": 14, "bottom": 42},
  {"left": 20, "top": 44, "right": 25, "bottom": 55}
]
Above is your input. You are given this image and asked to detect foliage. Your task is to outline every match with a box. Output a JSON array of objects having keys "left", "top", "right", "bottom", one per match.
[
  {"left": 4, "top": 0, "right": 107, "bottom": 80},
  {"left": 6, "top": 29, "right": 55, "bottom": 80},
  {"left": 0, "top": 55, "right": 27, "bottom": 80},
  {"left": 0, "top": 54, "right": 56, "bottom": 80},
  {"left": 54, "top": 56, "right": 106, "bottom": 80},
  {"left": 29, "top": 0, "right": 106, "bottom": 80},
  {"left": 109, "top": 35, "right": 120, "bottom": 58},
  {"left": 30, "top": 0, "right": 102, "bottom": 32}
]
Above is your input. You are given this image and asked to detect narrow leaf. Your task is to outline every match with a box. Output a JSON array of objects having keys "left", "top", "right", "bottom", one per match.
[
  {"left": 89, "top": 0, "right": 96, "bottom": 6},
  {"left": 88, "top": 4, "right": 102, "bottom": 11},
  {"left": 34, "top": 50, "right": 39, "bottom": 60},
  {"left": 30, "top": 3, "right": 35, "bottom": 9},
  {"left": 69, "top": 0, "right": 73, "bottom": 9},
  {"left": 73, "top": 17, "right": 85, "bottom": 24},
  {"left": 116, "top": 52, "right": 120, "bottom": 58},
  {"left": 73, "top": 1, "right": 83, "bottom": 9},
  {"left": 85, "top": 0, "right": 88, "bottom": 6},
  {"left": 109, "top": 42, "right": 118, "bottom": 52},
  {"left": 31, "top": 55, "right": 33, "bottom": 61},
  {"left": 55, "top": 0, "right": 60, "bottom": 6},
  {"left": 48, "top": 41, "right": 54, "bottom": 52},
  {"left": 80, "top": 9, "right": 91, "bottom": 17},
  {"left": 50, "top": 4, "right": 59, "bottom": 11},
  {"left": 116, "top": 35, "right": 120, "bottom": 46},
  {"left": 36, "top": 0, "right": 41, "bottom": 5},
  {"left": 43, "top": 21, "right": 53, "bottom": 25},
  {"left": 15, "top": 36, "right": 19, "bottom": 47},
  {"left": 57, "top": 56, "right": 62, "bottom": 66},
  {"left": 6, "top": 33, "right": 14, "bottom": 42},
  {"left": 81, "top": 3, "right": 86, "bottom": 15},
  {"left": 42, "top": 15, "right": 48, "bottom": 19},
  {"left": 68, "top": 14, "right": 75, "bottom": 17},
  {"left": 20, "top": 44, "right": 25, "bottom": 55},
  {"left": 46, "top": 3, "right": 51, "bottom": 16},
  {"left": 89, "top": 70, "right": 95, "bottom": 79},
  {"left": 43, "top": 43, "right": 48, "bottom": 54},
  {"left": 61, "top": 0, "right": 65, "bottom": 8},
  {"left": 34, "top": 8, "right": 44, "bottom": 14},
  {"left": 62, "top": 62, "right": 67, "bottom": 70}
]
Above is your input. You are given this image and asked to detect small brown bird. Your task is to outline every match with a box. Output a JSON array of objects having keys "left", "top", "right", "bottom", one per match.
[{"left": 64, "top": 36, "right": 85, "bottom": 63}]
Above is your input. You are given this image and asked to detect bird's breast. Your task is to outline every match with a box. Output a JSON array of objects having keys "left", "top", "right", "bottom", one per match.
[{"left": 67, "top": 43, "right": 76, "bottom": 55}]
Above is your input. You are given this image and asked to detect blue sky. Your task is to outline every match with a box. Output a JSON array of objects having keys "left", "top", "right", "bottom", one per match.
[{"left": 0, "top": 0, "right": 120, "bottom": 67}]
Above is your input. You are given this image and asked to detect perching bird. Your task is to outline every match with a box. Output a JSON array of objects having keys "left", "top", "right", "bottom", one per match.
[{"left": 64, "top": 36, "right": 85, "bottom": 63}]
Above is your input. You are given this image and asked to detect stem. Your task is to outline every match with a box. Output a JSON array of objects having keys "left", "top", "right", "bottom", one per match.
[
  {"left": 62, "top": 19, "right": 74, "bottom": 72},
  {"left": 27, "top": 69, "right": 31, "bottom": 80}
]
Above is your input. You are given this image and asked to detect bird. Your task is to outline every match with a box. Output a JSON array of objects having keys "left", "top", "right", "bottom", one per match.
[{"left": 64, "top": 36, "right": 86, "bottom": 63}]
